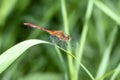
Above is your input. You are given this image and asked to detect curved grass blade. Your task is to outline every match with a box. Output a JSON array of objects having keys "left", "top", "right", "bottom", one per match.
[
  {"left": 0, "top": 39, "right": 49, "bottom": 73},
  {"left": 0, "top": 39, "right": 95, "bottom": 80},
  {"left": 54, "top": 45, "right": 95, "bottom": 80},
  {"left": 95, "top": 27, "right": 118, "bottom": 79},
  {"left": 97, "top": 70, "right": 114, "bottom": 80},
  {"left": 94, "top": 1, "right": 120, "bottom": 25},
  {"left": 110, "top": 63, "right": 120, "bottom": 80}
]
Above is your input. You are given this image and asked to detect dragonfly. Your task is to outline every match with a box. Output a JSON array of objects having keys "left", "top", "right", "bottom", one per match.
[{"left": 24, "top": 23, "right": 71, "bottom": 42}]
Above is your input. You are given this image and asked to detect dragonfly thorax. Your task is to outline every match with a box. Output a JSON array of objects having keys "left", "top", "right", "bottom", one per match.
[{"left": 49, "top": 30, "right": 71, "bottom": 42}]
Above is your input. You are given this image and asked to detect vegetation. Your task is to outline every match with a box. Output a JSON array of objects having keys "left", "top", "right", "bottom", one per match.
[{"left": 0, "top": 0, "right": 120, "bottom": 80}]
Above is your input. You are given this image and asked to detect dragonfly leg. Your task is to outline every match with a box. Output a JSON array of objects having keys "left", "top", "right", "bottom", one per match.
[{"left": 57, "top": 41, "right": 68, "bottom": 49}]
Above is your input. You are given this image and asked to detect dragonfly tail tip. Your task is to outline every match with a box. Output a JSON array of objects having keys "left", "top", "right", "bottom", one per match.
[{"left": 24, "top": 23, "right": 29, "bottom": 26}]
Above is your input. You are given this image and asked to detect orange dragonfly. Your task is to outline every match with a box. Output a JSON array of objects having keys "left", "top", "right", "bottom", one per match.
[{"left": 24, "top": 23, "right": 71, "bottom": 42}]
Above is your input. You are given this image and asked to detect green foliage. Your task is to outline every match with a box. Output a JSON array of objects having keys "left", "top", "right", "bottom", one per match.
[{"left": 0, "top": 0, "right": 120, "bottom": 80}]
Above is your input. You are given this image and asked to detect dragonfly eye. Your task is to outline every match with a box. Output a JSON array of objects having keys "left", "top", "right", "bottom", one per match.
[{"left": 67, "top": 35, "right": 71, "bottom": 41}]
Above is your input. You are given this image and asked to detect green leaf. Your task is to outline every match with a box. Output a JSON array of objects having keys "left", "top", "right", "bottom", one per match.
[
  {"left": 18, "top": 73, "right": 63, "bottom": 80},
  {"left": 0, "top": 39, "right": 95, "bottom": 80},
  {"left": 0, "top": 0, "right": 18, "bottom": 26},
  {"left": 97, "top": 70, "right": 114, "bottom": 80},
  {"left": 0, "top": 39, "right": 49, "bottom": 73},
  {"left": 94, "top": 1, "right": 120, "bottom": 25},
  {"left": 110, "top": 63, "right": 120, "bottom": 80}
]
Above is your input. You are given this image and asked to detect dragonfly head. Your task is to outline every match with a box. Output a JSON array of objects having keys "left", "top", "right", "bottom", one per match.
[{"left": 65, "top": 35, "right": 71, "bottom": 41}]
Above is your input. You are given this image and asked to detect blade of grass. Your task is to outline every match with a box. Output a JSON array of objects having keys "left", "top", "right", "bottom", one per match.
[
  {"left": 110, "top": 63, "right": 120, "bottom": 80},
  {"left": 55, "top": 45, "right": 95, "bottom": 80},
  {"left": 93, "top": 8, "right": 106, "bottom": 54},
  {"left": 0, "top": 39, "right": 95, "bottom": 79},
  {"left": 60, "top": 0, "right": 69, "bottom": 34},
  {"left": 18, "top": 73, "right": 63, "bottom": 80},
  {"left": 54, "top": 47, "right": 64, "bottom": 66},
  {"left": 54, "top": 46, "right": 65, "bottom": 72},
  {"left": 94, "top": 1, "right": 120, "bottom": 25},
  {"left": 60, "top": 0, "right": 74, "bottom": 80},
  {"left": 75, "top": 0, "right": 94, "bottom": 80},
  {"left": 95, "top": 26, "right": 118, "bottom": 79},
  {"left": 97, "top": 70, "right": 114, "bottom": 80},
  {"left": 0, "top": 39, "right": 49, "bottom": 73},
  {"left": 0, "top": 0, "right": 17, "bottom": 26}
]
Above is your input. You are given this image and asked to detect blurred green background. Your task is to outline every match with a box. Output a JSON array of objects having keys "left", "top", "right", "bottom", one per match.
[{"left": 0, "top": 0, "right": 120, "bottom": 80}]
